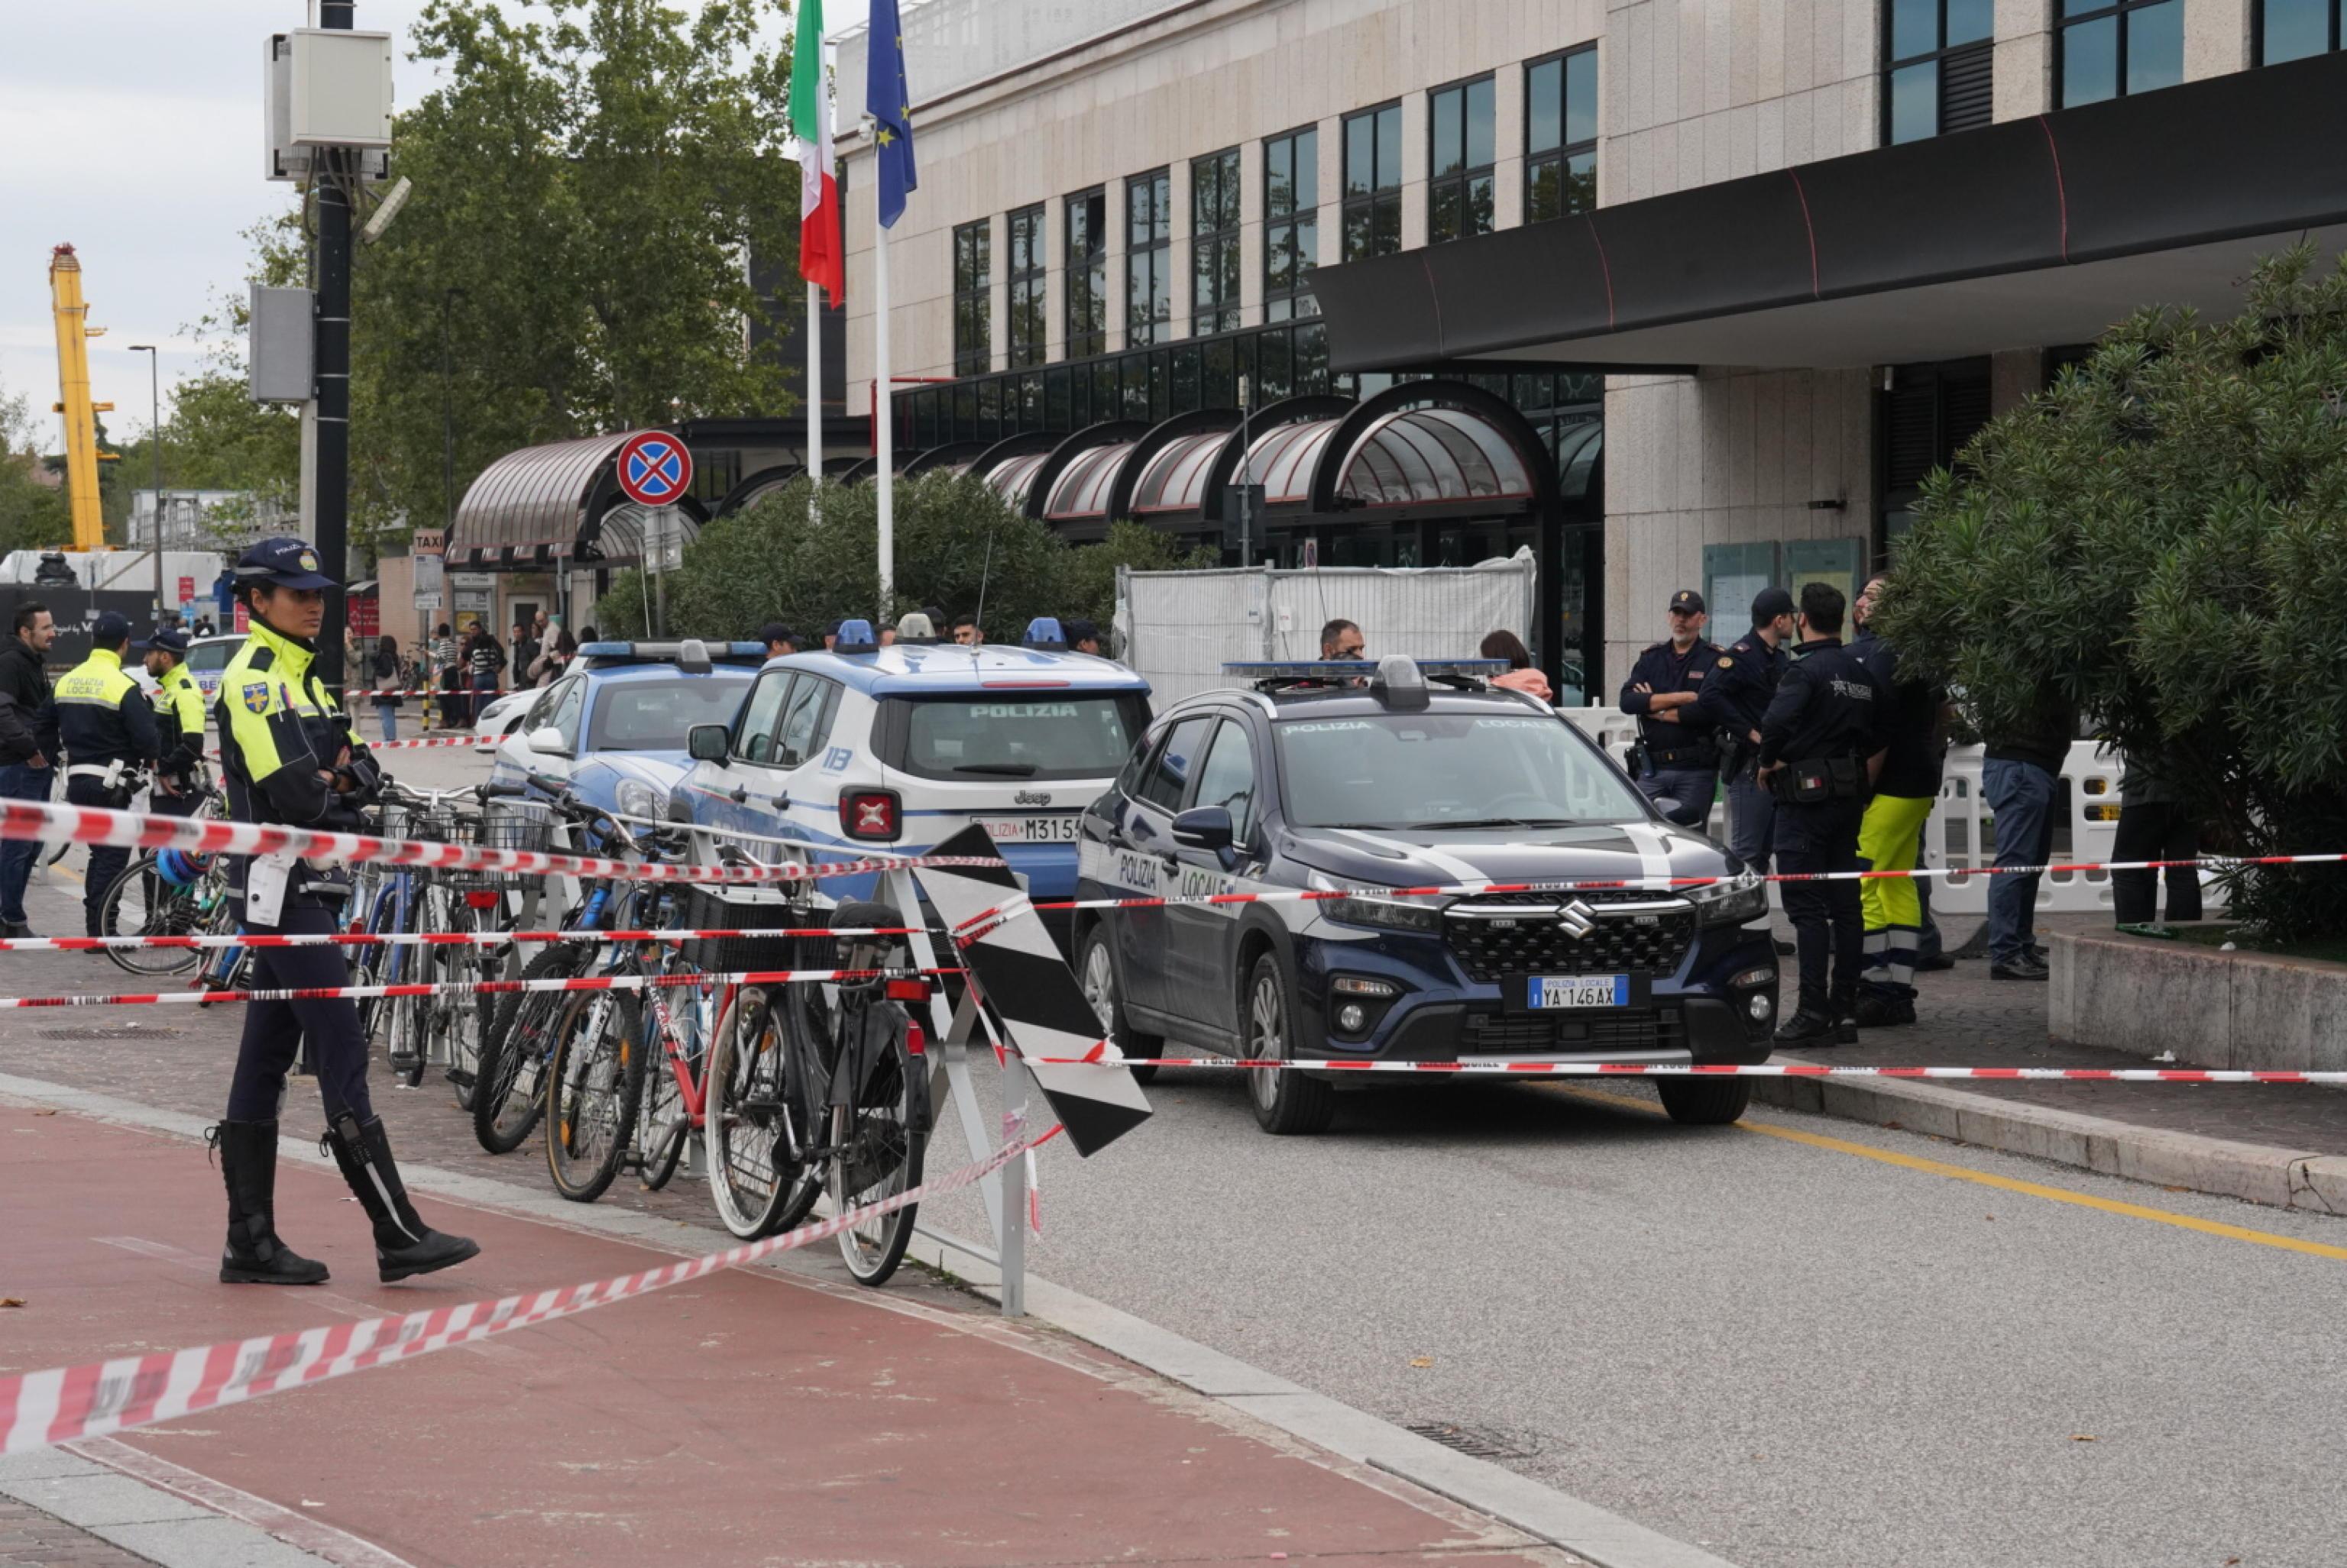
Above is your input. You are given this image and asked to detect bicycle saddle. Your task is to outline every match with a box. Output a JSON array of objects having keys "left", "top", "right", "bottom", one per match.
[{"left": 830, "top": 899, "right": 903, "bottom": 933}]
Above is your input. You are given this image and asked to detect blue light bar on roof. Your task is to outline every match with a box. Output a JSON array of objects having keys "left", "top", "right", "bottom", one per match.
[
  {"left": 578, "top": 640, "right": 766, "bottom": 662},
  {"left": 1222, "top": 658, "right": 1511, "bottom": 680},
  {"left": 834, "top": 619, "right": 879, "bottom": 653}
]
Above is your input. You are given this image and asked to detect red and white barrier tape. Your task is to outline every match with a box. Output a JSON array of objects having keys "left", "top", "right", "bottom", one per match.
[
  {"left": 1032, "top": 1056, "right": 2347, "bottom": 1085},
  {"left": 0, "top": 1121, "right": 1060, "bottom": 1456},
  {"left": 0, "top": 965, "right": 963, "bottom": 1011},
  {"left": 0, "top": 925, "right": 921, "bottom": 953},
  {"left": 0, "top": 799, "right": 999, "bottom": 888},
  {"left": 204, "top": 736, "right": 500, "bottom": 758}
]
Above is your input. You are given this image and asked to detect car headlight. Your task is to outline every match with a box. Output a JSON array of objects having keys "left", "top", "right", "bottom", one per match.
[
  {"left": 613, "top": 779, "right": 668, "bottom": 822},
  {"left": 1685, "top": 869, "right": 1768, "bottom": 927},
  {"left": 1310, "top": 871, "right": 1444, "bottom": 934}
]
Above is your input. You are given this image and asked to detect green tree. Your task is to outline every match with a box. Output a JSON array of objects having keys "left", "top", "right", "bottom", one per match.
[
  {"left": 1876, "top": 244, "right": 2347, "bottom": 942},
  {"left": 0, "top": 373, "right": 70, "bottom": 556}
]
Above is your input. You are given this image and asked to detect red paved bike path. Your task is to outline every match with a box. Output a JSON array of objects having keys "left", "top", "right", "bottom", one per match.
[{"left": 2, "top": 1105, "right": 1567, "bottom": 1567}]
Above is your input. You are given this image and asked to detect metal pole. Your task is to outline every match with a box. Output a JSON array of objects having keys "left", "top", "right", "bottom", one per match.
[
  {"left": 998, "top": 1053, "right": 1028, "bottom": 1318},
  {"left": 314, "top": 0, "right": 355, "bottom": 697},
  {"left": 806, "top": 281, "right": 823, "bottom": 521},
  {"left": 130, "top": 344, "right": 163, "bottom": 621},
  {"left": 1235, "top": 373, "right": 1254, "bottom": 566},
  {"left": 871, "top": 134, "right": 893, "bottom": 622}
]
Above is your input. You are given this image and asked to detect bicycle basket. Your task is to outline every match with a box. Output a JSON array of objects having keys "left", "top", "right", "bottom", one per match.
[{"left": 448, "top": 805, "right": 555, "bottom": 892}]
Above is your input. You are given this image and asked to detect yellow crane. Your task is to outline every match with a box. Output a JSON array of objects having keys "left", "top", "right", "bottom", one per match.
[{"left": 48, "top": 244, "right": 117, "bottom": 551}]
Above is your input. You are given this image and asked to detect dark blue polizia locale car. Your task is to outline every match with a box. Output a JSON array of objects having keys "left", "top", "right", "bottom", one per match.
[{"left": 1074, "top": 656, "right": 1779, "bottom": 1135}]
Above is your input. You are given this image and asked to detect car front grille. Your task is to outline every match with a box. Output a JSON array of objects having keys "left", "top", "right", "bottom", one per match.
[
  {"left": 1460, "top": 1007, "right": 1688, "bottom": 1055},
  {"left": 1442, "top": 891, "right": 1697, "bottom": 983}
]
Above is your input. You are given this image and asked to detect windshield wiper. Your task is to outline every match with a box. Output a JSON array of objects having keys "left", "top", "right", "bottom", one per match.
[
  {"left": 1402, "top": 816, "right": 1578, "bottom": 830},
  {"left": 951, "top": 762, "right": 1039, "bottom": 776}
]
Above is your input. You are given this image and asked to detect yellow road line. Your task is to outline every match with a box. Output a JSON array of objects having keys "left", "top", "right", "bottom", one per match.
[{"left": 1554, "top": 1085, "right": 2347, "bottom": 1264}]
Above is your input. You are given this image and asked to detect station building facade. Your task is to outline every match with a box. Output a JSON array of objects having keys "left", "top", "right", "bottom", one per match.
[{"left": 833, "top": 0, "right": 2347, "bottom": 689}]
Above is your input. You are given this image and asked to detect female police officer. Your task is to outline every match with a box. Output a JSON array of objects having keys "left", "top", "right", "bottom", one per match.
[{"left": 209, "top": 537, "right": 478, "bottom": 1286}]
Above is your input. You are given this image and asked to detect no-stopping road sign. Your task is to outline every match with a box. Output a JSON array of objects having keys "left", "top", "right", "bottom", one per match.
[{"left": 615, "top": 431, "right": 693, "bottom": 507}]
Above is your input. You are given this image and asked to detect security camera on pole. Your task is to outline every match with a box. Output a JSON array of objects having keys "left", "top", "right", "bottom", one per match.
[{"left": 866, "top": 0, "right": 918, "bottom": 624}]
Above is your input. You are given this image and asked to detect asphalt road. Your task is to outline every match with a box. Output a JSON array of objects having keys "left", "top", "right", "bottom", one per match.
[{"left": 18, "top": 742, "right": 2347, "bottom": 1568}]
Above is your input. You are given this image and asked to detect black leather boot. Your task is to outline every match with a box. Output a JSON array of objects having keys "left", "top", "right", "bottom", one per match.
[
  {"left": 325, "top": 1114, "right": 481, "bottom": 1282},
  {"left": 210, "top": 1120, "right": 329, "bottom": 1286}
]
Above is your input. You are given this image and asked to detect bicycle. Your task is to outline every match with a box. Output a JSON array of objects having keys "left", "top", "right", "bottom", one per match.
[
  {"left": 96, "top": 789, "right": 231, "bottom": 977},
  {"left": 353, "top": 784, "right": 509, "bottom": 1102},
  {"left": 703, "top": 897, "right": 931, "bottom": 1285}
]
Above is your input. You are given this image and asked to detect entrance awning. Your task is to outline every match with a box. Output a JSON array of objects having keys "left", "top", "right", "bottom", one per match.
[
  {"left": 1309, "top": 50, "right": 2347, "bottom": 372},
  {"left": 448, "top": 432, "right": 634, "bottom": 569}
]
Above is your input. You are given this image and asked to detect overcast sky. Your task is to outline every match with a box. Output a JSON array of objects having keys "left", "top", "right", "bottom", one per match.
[{"left": 1, "top": 0, "right": 814, "bottom": 456}]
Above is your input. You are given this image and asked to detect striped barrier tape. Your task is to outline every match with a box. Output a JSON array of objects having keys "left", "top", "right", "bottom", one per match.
[
  {"left": 0, "top": 965, "right": 964, "bottom": 1011},
  {"left": 0, "top": 1120, "right": 1060, "bottom": 1457},
  {"left": 0, "top": 926, "right": 922, "bottom": 953},
  {"left": 204, "top": 736, "right": 500, "bottom": 758},
  {"left": 1028, "top": 1056, "right": 2347, "bottom": 1085},
  {"left": 0, "top": 799, "right": 1001, "bottom": 888}
]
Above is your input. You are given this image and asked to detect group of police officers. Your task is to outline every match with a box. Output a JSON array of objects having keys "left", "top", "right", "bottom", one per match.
[
  {"left": 21, "top": 538, "right": 477, "bottom": 1289},
  {"left": 1621, "top": 578, "right": 1946, "bottom": 1046}
]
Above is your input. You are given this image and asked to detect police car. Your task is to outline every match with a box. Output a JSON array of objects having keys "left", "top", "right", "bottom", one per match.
[
  {"left": 1075, "top": 656, "right": 1779, "bottom": 1135},
  {"left": 490, "top": 640, "right": 762, "bottom": 822},
  {"left": 675, "top": 619, "right": 1151, "bottom": 951},
  {"left": 183, "top": 634, "right": 245, "bottom": 705}
]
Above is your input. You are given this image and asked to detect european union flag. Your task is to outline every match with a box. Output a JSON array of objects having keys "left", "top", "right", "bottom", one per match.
[{"left": 866, "top": 0, "right": 918, "bottom": 228}]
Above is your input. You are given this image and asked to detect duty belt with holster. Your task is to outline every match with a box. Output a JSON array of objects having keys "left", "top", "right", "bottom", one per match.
[
  {"left": 1646, "top": 742, "right": 1718, "bottom": 769},
  {"left": 1770, "top": 753, "right": 1865, "bottom": 803},
  {"left": 66, "top": 759, "right": 141, "bottom": 809}
]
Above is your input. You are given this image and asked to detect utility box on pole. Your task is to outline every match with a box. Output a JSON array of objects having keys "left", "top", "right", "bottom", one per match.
[
  {"left": 263, "top": 30, "right": 393, "bottom": 179},
  {"left": 248, "top": 285, "right": 314, "bottom": 403}
]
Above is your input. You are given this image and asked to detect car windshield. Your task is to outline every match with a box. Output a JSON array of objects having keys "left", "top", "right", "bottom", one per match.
[
  {"left": 186, "top": 641, "right": 234, "bottom": 673},
  {"left": 1274, "top": 710, "right": 1648, "bottom": 829},
  {"left": 586, "top": 676, "right": 749, "bottom": 752},
  {"left": 892, "top": 693, "right": 1148, "bottom": 781}
]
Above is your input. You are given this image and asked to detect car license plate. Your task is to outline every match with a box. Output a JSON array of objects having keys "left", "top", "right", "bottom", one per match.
[
  {"left": 981, "top": 814, "right": 1079, "bottom": 844},
  {"left": 1524, "top": 974, "right": 1630, "bottom": 1010}
]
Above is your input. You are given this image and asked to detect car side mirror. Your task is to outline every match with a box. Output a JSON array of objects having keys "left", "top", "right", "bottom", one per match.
[
  {"left": 688, "top": 724, "right": 730, "bottom": 763},
  {"left": 1171, "top": 805, "right": 1234, "bottom": 852},
  {"left": 526, "top": 726, "right": 569, "bottom": 756}
]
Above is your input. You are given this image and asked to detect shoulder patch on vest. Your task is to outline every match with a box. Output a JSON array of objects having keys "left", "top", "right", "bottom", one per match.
[
  {"left": 241, "top": 681, "right": 272, "bottom": 715},
  {"left": 1718, "top": 655, "right": 1735, "bottom": 668}
]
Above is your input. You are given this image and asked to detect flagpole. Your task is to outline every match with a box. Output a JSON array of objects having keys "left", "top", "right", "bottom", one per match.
[
  {"left": 807, "top": 280, "right": 823, "bottom": 517},
  {"left": 872, "top": 128, "right": 894, "bottom": 622}
]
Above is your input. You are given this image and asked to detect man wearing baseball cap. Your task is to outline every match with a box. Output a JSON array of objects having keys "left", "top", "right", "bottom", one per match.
[
  {"left": 209, "top": 536, "right": 477, "bottom": 1289},
  {"left": 52, "top": 609, "right": 160, "bottom": 937},
  {"left": 139, "top": 625, "right": 207, "bottom": 820},
  {"left": 1617, "top": 588, "right": 1721, "bottom": 826}
]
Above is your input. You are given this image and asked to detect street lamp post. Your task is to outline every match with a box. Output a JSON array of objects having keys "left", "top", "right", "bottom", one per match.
[{"left": 128, "top": 344, "right": 163, "bottom": 623}]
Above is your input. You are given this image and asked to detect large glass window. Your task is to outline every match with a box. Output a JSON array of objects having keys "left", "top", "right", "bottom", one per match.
[
  {"left": 1526, "top": 47, "right": 1598, "bottom": 221},
  {"left": 2058, "top": 0, "right": 2183, "bottom": 105},
  {"left": 1264, "top": 126, "right": 1319, "bottom": 322},
  {"left": 1427, "top": 75, "right": 1495, "bottom": 244},
  {"left": 1192, "top": 147, "right": 1242, "bottom": 335},
  {"left": 1126, "top": 168, "right": 1172, "bottom": 347},
  {"left": 2261, "top": 0, "right": 2343, "bottom": 60},
  {"left": 891, "top": 693, "right": 1151, "bottom": 784},
  {"left": 1065, "top": 187, "right": 1107, "bottom": 360},
  {"left": 952, "top": 219, "right": 991, "bottom": 377},
  {"left": 1008, "top": 204, "right": 1046, "bottom": 368},
  {"left": 588, "top": 675, "right": 753, "bottom": 753},
  {"left": 1340, "top": 102, "right": 1402, "bottom": 263},
  {"left": 1883, "top": 0, "right": 1995, "bottom": 144}
]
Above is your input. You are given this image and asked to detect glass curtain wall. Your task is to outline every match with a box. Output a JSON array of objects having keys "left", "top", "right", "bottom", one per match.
[
  {"left": 1192, "top": 148, "right": 1242, "bottom": 335},
  {"left": 1264, "top": 127, "right": 1320, "bottom": 321},
  {"left": 1525, "top": 47, "right": 1598, "bottom": 221},
  {"left": 1065, "top": 187, "right": 1108, "bottom": 358},
  {"left": 1008, "top": 204, "right": 1046, "bottom": 367},
  {"left": 1341, "top": 103, "right": 1403, "bottom": 262},
  {"left": 1428, "top": 75, "right": 1495, "bottom": 243}
]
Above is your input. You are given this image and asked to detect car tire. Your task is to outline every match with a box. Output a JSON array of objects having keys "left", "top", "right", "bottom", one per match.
[
  {"left": 1244, "top": 951, "right": 1335, "bottom": 1136},
  {"left": 1656, "top": 1075, "right": 1752, "bottom": 1126},
  {"left": 1079, "top": 926, "right": 1162, "bottom": 1085}
]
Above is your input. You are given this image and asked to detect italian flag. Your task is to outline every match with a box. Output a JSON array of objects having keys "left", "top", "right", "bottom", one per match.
[{"left": 792, "top": 0, "right": 842, "bottom": 306}]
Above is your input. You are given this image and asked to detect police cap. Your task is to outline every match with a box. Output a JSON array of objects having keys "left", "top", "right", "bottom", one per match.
[
  {"left": 1668, "top": 588, "right": 1706, "bottom": 616},
  {"left": 91, "top": 610, "right": 133, "bottom": 646},
  {"left": 233, "top": 536, "right": 337, "bottom": 591},
  {"left": 1750, "top": 587, "right": 1796, "bottom": 623},
  {"left": 137, "top": 625, "right": 190, "bottom": 655}
]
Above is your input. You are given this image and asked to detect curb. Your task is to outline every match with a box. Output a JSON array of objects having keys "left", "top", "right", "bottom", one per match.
[{"left": 1751, "top": 1056, "right": 2347, "bottom": 1216}]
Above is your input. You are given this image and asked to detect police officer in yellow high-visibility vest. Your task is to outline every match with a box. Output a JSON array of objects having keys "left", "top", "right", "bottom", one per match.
[
  {"left": 53, "top": 610, "right": 159, "bottom": 937},
  {"left": 209, "top": 538, "right": 477, "bottom": 1288},
  {"left": 141, "top": 625, "right": 207, "bottom": 819}
]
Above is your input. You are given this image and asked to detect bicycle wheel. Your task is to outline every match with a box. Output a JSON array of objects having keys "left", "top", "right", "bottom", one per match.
[
  {"left": 99, "top": 855, "right": 202, "bottom": 975},
  {"left": 704, "top": 988, "right": 821, "bottom": 1240},
  {"left": 472, "top": 944, "right": 583, "bottom": 1153},
  {"left": 431, "top": 896, "right": 497, "bottom": 1111},
  {"left": 833, "top": 999, "right": 927, "bottom": 1288},
  {"left": 544, "top": 989, "right": 643, "bottom": 1203},
  {"left": 633, "top": 1013, "right": 687, "bottom": 1191}
]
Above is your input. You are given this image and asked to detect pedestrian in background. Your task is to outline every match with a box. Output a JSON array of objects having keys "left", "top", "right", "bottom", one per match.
[
  {"left": 510, "top": 620, "right": 539, "bottom": 680},
  {"left": 1981, "top": 700, "right": 2073, "bottom": 981},
  {"left": 1319, "top": 619, "right": 1364, "bottom": 659},
  {"left": 1479, "top": 629, "right": 1552, "bottom": 701},
  {"left": 2112, "top": 745, "right": 2203, "bottom": 929},
  {"left": 1698, "top": 588, "right": 1795, "bottom": 872},
  {"left": 465, "top": 625, "right": 505, "bottom": 727},
  {"left": 951, "top": 616, "right": 983, "bottom": 648},
  {"left": 1849, "top": 576, "right": 1947, "bottom": 1026},
  {"left": 369, "top": 632, "right": 403, "bottom": 743},
  {"left": 430, "top": 622, "right": 460, "bottom": 729},
  {"left": 1619, "top": 589, "right": 1720, "bottom": 827},
  {"left": 0, "top": 602, "right": 58, "bottom": 939}
]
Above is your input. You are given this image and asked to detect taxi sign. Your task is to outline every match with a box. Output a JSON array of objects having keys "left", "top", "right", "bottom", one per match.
[{"left": 614, "top": 431, "right": 693, "bottom": 507}]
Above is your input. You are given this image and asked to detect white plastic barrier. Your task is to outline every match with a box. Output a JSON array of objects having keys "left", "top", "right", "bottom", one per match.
[{"left": 1554, "top": 712, "right": 2174, "bottom": 916}]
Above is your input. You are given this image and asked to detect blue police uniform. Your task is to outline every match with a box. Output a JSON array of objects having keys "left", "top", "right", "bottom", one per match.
[
  {"left": 53, "top": 613, "right": 160, "bottom": 936},
  {"left": 1618, "top": 595, "right": 1721, "bottom": 829},
  {"left": 1758, "top": 634, "right": 1889, "bottom": 1038},
  {"left": 1700, "top": 631, "right": 1792, "bottom": 871},
  {"left": 206, "top": 537, "right": 477, "bottom": 1290}
]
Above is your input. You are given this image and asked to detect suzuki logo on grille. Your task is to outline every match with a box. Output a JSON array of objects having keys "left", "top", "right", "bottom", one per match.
[{"left": 1556, "top": 899, "right": 1598, "bottom": 939}]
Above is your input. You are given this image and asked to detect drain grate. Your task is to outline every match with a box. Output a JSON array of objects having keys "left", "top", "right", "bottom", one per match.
[
  {"left": 38, "top": 1025, "right": 186, "bottom": 1041},
  {"left": 1405, "top": 1421, "right": 1536, "bottom": 1460}
]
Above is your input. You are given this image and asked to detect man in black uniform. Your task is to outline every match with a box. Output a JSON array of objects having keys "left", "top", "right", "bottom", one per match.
[
  {"left": 53, "top": 611, "right": 160, "bottom": 938},
  {"left": 1757, "top": 582, "right": 1887, "bottom": 1045},
  {"left": 1698, "top": 587, "right": 1796, "bottom": 872},
  {"left": 211, "top": 537, "right": 478, "bottom": 1288},
  {"left": 1618, "top": 588, "right": 1720, "bottom": 826}
]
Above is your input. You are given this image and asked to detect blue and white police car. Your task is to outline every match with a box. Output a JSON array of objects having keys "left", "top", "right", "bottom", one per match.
[
  {"left": 1075, "top": 655, "right": 1779, "bottom": 1135},
  {"left": 490, "top": 639, "right": 762, "bottom": 822},
  {"left": 675, "top": 619, "right": 1152, "bottom": 952}
]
